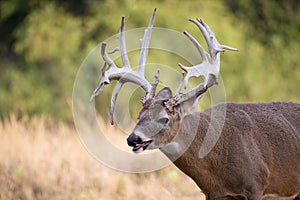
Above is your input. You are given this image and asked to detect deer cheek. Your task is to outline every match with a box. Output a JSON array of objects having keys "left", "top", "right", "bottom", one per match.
[{"left": 153, "top": 129, "right": 175, "bottom": 147}]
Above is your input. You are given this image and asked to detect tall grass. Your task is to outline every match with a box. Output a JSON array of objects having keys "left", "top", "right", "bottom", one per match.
[{"left": 0, "top": 115, "right": 203, "bottom": 200}]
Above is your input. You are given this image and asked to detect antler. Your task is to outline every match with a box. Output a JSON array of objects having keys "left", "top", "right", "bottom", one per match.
[
  {"left": 90, "top": 8, "right": 158, "bottom": 124},
  {"left": 166, "top": 18, "right": 238, "bottom": 111}
]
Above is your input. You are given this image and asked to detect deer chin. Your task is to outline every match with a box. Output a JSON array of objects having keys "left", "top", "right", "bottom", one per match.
[{"left": 132, "top": 140, "right": 152, "bottom": 153}]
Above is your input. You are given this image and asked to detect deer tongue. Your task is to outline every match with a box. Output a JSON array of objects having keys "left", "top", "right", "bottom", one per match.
[{"left": 133, "top": 140, "right": 152, "bottom": 153}]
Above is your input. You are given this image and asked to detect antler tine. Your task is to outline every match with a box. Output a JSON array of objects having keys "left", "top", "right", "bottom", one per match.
[
  {"left": 175, "top": 72, "right": 185, "bottom": 95},
  {"left": 195, "top": 18, "right": 238, "bottom": 52},
  {"left": 193, "top": 19, "right": 211, "bottom": 43},
  {"left": 146, "top": 69, "right": 160, "bottom": 100},
  {"left": 137, "top": 8, "right": 156, "bottom": 76},
  {"left": 119, "top": 16, "right": 130, "bottom": 69},
  {"left": 193, "top": 18, "right": 238, "bottom": 57},
  {"left": 190, "top": 19, "right": 220, "bottom": 60},
  {"left": 221, "top": 45, "right": 239, "bottom": 51},
  {"left": 110, "top": 82, "right": 123, "bottom": 125},
  {"left": 90, "top": 43, "right": 117, "bottom": 101},
  {"left": 101, "top": 42, "right": 117, "bottom": 69},
  {"left": 183, "top": 31, "right": 208, "bottom": 62}
]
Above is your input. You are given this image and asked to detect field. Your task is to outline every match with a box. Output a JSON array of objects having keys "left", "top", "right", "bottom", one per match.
[{"left": 0, "top": 115, "right": 204, "bottom": 200}]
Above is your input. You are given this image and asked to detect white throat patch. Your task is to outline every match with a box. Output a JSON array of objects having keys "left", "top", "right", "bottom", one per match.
[{"left": 161, "top": 142, "right": 181, "bottom": 155}]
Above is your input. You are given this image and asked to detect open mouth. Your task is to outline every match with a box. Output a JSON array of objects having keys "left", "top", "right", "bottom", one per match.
[{"left": 132, "top": 140, "right": 152, "bottom": 153}]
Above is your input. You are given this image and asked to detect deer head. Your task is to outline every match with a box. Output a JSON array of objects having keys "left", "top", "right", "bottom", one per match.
[{"left": 90, "top": 9, "right": 238, "bottom": 154}]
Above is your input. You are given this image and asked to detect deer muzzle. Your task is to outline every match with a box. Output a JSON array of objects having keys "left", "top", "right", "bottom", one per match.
[{"left": 127, "top": 133, "right": 152, "bottom": 153}]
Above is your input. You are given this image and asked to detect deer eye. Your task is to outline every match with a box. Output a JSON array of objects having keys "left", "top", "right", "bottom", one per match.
[{"left": 158, "top": 117, "right": 169, "bottom": 124}]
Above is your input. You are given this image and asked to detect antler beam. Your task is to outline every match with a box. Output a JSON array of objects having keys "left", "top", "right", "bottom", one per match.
[
  {"left": 90, "top": 9, "right": 157, "bottom": 125},
  {"left": 166, "top": 18, "right": 238, "bottom": 110}
]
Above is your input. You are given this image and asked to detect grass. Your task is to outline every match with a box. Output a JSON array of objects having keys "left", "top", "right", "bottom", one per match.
[{"left": 0, "top": 115, "right": 204, "bottom": 200}]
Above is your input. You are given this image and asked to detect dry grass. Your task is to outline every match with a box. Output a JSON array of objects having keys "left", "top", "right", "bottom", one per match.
[{"left": 0, "top": 115, "right": 204, "bottom": 200}]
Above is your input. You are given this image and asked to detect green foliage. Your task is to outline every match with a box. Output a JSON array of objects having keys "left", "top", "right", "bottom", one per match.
[
  {"left": 223, "top": 0, "right": 300, "bottom": 46},
  {"left": 0, "top": 0, "right": 299, "bottom": 122},
  {"left": 222, "top": 0, "right": 300, "bottom": 102}
]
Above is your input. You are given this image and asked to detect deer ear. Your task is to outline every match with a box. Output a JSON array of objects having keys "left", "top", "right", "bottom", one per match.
[
  {"left": 176, "top": 95, "right": 202, "bottom": 116},
  {"left": 155, "top": 87, "right": 173, "bottom": 101}
]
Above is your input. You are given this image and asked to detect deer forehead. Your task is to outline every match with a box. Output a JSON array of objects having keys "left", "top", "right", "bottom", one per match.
[{"left": 139, "top": 104, "right": 169, "bottom": 120}]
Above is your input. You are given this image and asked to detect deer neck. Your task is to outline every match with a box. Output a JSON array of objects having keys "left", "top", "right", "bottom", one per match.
[{"left": 160, "top": 111, "right": 210, "bottom": 163}]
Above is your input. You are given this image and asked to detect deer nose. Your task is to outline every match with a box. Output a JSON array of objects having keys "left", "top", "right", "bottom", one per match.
[{"left": 127, "top": 133, "right": 142, "bottom": 147}]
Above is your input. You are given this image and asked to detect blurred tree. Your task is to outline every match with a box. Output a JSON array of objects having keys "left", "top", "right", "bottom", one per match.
[
  {"left": 0, "top": 0, "right": 30, "bottom": 60},
  {"left": 0, "top": 0, "right": 98, "bottom": 62},
  {"left": 0, "top": 0, "right": 97, "bottom": 121},
  {"left": 222, "top": 0, "right": 300, "bottom": 46},
  {"left": 222, "top": 0, "right": 300, "bottom": 103},
  {"left": 0, "top": 0, "right": 299, "bottom": 122}
]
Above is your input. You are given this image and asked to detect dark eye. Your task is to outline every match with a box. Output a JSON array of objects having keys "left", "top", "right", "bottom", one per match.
[{"left": 158, "top": 117, "right": 169, "bottom": 124}]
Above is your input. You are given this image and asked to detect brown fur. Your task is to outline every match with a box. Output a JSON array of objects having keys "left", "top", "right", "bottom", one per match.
[
  {"left": 129, "top": 87, "right": 300, "bottom": 200},
  {"left": 164, "top": 102, "right": 300, "bottom": 200}
]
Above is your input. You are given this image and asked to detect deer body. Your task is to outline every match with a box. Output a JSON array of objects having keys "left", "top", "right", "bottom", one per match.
[
  {"left": 161, "top": 102, "right": 300, "bottom": 200},
  {"left": 91, "top": 9, "right": 300, "bottom": 200}
]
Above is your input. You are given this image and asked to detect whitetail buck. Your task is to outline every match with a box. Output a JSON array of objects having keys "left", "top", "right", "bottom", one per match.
[{"left": 91, "top": 9, "right": 300, "bottom": 200}]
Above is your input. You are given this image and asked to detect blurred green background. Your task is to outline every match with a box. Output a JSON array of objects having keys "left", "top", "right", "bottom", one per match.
[{"left": 1, "top": 0, "right": 300, "bottom": 122}]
